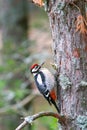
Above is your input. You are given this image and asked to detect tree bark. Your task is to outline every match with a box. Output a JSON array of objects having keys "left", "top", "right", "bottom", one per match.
[{"left": 48, "top": 0, "right": 87, "bottom": 130}]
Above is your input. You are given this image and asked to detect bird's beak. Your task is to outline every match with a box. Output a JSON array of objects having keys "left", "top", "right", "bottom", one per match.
[{"left": 39, "top": 62, "right": 45, "bottom": 69}]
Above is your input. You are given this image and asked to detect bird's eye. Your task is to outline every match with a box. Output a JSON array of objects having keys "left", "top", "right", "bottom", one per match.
[{"left": 35, "top": 66, "right": 38, "bottom": 69}]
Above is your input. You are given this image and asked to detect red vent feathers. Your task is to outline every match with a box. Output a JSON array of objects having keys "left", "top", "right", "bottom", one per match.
[{"left": 50, "top": 89, "right": 56, "bottom": 101}]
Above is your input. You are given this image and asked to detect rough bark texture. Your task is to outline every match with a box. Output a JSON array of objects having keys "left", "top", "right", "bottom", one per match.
[{"left": 48, "top": 0, "right": 87, "bottom": 130}]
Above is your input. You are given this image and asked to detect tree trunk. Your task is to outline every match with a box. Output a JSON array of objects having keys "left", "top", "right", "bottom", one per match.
[
  {"left": 48, "top": 0, "right": 87, "bottom": 130},
  {"left": 0, "top": 0, "right": 29, "bottom": 43}
]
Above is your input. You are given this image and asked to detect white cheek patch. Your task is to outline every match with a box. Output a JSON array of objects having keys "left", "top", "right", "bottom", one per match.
[
  {"left": 32, "top": 68, "right": 36, "bottom": 73},
  {"left": 37, "top": 74, "right": 43, "bottom": 85}
]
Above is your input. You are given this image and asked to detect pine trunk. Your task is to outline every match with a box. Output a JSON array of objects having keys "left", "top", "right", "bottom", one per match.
[{"left": 48, "top": 0, "right": 87, "bottom": 130}]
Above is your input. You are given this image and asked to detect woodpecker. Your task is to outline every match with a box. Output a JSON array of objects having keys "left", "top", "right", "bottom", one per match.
[{"left": 30, "top": 62, "right": 60, "bottom": 113}]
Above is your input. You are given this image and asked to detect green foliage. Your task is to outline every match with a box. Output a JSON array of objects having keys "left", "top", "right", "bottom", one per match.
[
  {"left": 15, "top": 89, "right": 28, "bottom": 100},
  {"left": 40, "top": 117, "right": 58, "bottom": 130},
  {"left": 0, "top": 39, "right": 31, "bottom": 108},
  {"left": 0, "top": 66, "right": 5, "bottom": 73},
  {"left": 13, "top": 79, "right": 22, "bottom": 88},
  {"left": 0, "top": 98, "right": 5, "bottom": 107},
  {"left": 0, "top": 80, "right": 7, "bottom": 90}
]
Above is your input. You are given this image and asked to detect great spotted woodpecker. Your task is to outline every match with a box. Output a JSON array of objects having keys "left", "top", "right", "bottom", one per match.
[{"left": 30, "top": 62, "right": 60, "bottom": 113}]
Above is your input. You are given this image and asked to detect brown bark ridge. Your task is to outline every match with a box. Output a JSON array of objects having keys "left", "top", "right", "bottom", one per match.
[{"left": 48, "top": 0, "right": 87, "bottom": 130}]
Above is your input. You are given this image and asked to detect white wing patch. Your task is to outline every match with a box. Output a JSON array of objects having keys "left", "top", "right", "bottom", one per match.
[{"left": 37, "top": 74, "right": 43, "bottom": 85}]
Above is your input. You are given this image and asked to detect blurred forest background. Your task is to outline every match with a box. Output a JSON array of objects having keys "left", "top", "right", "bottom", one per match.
[{"left": 0, "top": 0, "right": 58, "bottom": 130}]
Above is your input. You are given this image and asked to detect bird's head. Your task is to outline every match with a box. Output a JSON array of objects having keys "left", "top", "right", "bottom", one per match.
[{"left": 30, "top": 62, "right": 45, "bottom": 74}]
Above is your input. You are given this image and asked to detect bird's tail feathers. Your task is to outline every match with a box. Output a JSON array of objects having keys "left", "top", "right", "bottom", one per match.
[{"left": 51, "top": 97, "right": 60, "bottom": 113}]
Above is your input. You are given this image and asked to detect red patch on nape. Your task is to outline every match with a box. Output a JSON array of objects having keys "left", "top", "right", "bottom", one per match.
[
  {"left": 50, "top": 89, "right": 56, "bottom": 100},
  {"left": 30, "top": 64, "right": 38, "bottom": 70}
]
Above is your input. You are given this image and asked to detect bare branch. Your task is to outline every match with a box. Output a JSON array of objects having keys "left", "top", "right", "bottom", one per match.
[
  {"left": 0, "top": 92, "right": 40, "bottom": 115},
  {"left": 15, "top": 111, "right": 67, "bottom": 130},
  {"left": 16, "top": 120, "right": 28, "bottom": 130}
]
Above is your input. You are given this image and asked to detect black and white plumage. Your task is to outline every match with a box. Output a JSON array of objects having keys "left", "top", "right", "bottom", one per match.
[{"left": 30, "top": 63, "right": 60, "bottom": 113}]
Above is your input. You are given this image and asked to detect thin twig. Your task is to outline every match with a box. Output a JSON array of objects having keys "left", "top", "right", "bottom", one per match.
[
  {"left": 71, "top": 2, "right": 81, "bottom": 13},
  {"left": 15, "top": 111, "right": 67, "bottom": 130}
]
